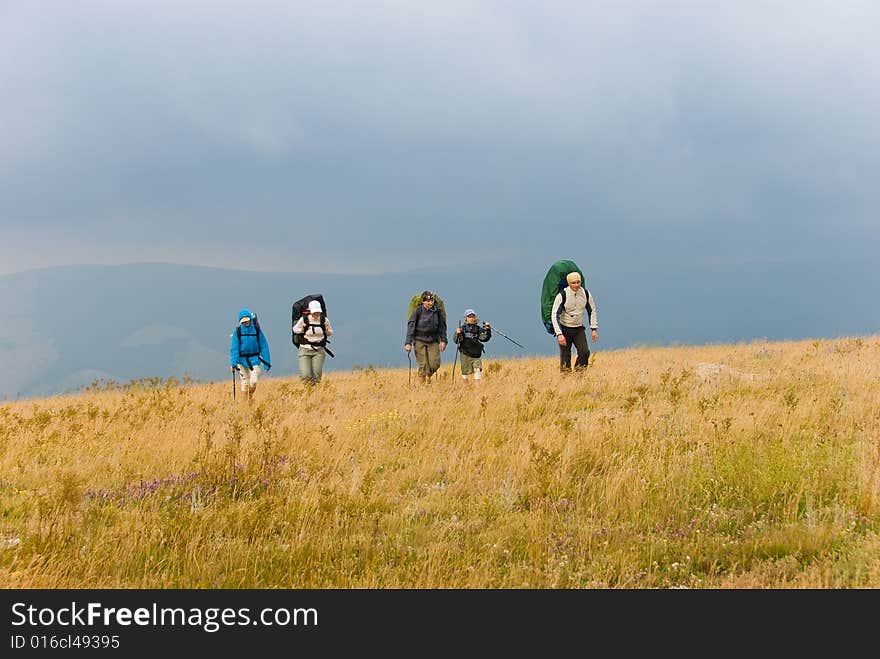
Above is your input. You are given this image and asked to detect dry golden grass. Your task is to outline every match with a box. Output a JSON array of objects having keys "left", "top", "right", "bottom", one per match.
[{"left": 1, "top": 336, "right": 878, "bottom": 588}]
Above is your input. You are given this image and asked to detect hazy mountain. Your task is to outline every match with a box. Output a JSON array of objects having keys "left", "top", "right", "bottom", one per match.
[{"left": 1, "top": 257, "right": 877, "bottom": 400}]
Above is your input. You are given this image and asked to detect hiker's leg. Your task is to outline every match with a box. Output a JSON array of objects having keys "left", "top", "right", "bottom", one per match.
[
  {"left": 559, "top": 327, "right": 574, "bottom": 371},
  {"left": 426, "top": 341, "right": 441, "bottom": 377},
  {"left": 571, "top": 327, "right": 590, "bottom": 369},
  {"left": 249, "top": 365, "right": 261, "bottom": 394},
  {"left": 472, "top": 357, "right": 483, "bottom": 383},
  {"left": 414, "top": 340, "right": 429, "bottom": 377},
  {"left": 460, "top": 354, "right": 474, "bottom": 380},
  {"left": 298, "top": 346, "right": 314, "bottom": 382},
  {"left": 236, "top": 366, "right": 250, "bottom": 392},
  {"left": 312, "top": 348, "right": 326, "bottom": 383}
]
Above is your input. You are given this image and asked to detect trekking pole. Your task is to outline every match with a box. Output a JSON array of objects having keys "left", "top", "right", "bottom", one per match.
[
  {"left": 451, "top": 320, "right": 460, "bottom": 384},
  {"left": 407, "top": 351, "right": 412, "bottom": 387},
  {"left": 491, "top": 326, "right": 526, "bottom": 349},
  {"left": 231, "top": 367, "right": 236, "bottom": 400}
]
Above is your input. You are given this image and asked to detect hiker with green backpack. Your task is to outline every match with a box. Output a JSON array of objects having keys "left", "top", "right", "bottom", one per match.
[
  {"left": 404, "top": 290, "right": 447, "bottom": 384},
  {"left": 551, "top": 271, "right": 598, "bottom": 372}
]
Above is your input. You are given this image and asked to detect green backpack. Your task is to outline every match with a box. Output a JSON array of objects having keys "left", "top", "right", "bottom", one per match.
[
  {"left": 407, "top": 292, "right": 446, "bottom": 323},
  {"left": 541, "top": 259, "right": 586, "bottom": 334}
]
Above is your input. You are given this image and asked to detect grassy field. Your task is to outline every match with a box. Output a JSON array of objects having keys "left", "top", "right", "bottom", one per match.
[{"left": 1, "top": 336, "right": 878, "bottom": 588}]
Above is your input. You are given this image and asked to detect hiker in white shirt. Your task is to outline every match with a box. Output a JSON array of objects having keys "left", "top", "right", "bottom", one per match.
[
  {"left": 550, "top": 272, "right": 598, "bottom": 372},
  {"left": 292, "top": 300, "right": 333, "bottom": 384}
]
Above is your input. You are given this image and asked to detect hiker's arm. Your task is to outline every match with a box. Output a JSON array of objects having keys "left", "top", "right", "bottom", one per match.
[
  {"left": 587, "top": 290, "right": 598, "bottom": 331},
  {"left": 405, "top": 313, "right": 416, "bottom": 346},
  {"left": 230, "top": 332, "right": 239, "bottom": 366},
  {"left": 260, "top": 332, "right": 271, "bottom": 370},
  {"left": 550, "top": 292, "right": 564, "bottom": 337},
  {"left": 324, "top": 318, "right": 333, "bottom": 337}
]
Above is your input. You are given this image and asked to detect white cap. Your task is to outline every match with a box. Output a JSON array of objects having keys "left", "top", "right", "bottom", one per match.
[{"left": 308, "top": 300, "right": 323, "bottom": 314}]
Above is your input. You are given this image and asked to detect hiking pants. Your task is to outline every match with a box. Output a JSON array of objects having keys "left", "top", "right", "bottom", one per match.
[
  {"left": 298, "top": 344, "right": 327, "bottom": 383},
  {"left": 413, "top": 339, "right": 441, "bottom": 378},
  {"left": 236, "top": 364, "right": 260, "bottom": 392},
  {"left": 559, "top": 325, "right": 589, "bottom": 371},
  {"left": 459, "top": 353, "right": 483, "bottom": 377}
]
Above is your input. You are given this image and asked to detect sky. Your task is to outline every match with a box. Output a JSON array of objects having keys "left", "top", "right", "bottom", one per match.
[{"left": 1, "top": 1, "right": 878, "bottom": 277}]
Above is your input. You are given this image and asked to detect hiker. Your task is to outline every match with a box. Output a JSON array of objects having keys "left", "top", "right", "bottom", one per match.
[
  {"left": 230, "top": 308, "right": 271, "bottom": 401},
  {"left": 454, "top": 308, "right": 491, "bottom": 383},
  {"left": 292, "top": 299, "right": 333, "bottom": 384},
  {"left": 551, "top": 272, "right": 598, "bottom": 372},
  {"left": 404, "top": 290, "right": 447, "bottom": 384}
]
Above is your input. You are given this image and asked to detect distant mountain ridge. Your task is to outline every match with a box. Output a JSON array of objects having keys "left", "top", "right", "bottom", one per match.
[{"left": 1, "top": 258, "right": 877, "bottom": 400}]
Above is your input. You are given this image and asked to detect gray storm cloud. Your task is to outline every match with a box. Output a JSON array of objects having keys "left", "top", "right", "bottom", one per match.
[{"left": 1, "top": 1, "right": 878, "bottom": 274}]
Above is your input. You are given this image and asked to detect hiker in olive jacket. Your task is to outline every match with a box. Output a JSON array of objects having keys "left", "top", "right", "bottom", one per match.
[{"left": 404, "top": 290, "right": 447, "bottom": 384}]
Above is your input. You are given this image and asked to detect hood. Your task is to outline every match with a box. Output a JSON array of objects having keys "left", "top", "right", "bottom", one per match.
[{"left": 238, "top": 308, "right": 254, "bottom": 322}]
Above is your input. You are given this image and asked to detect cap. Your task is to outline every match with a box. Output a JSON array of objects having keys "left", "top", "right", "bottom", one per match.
[
  {"left": 421, "top": 290, "right": 434, "bottom": 301},
  {"left": 464, "top": 309, "right": 476, "bottom": 318},
  {"left": 308, "top": 300, "right": 323, "bottom": 314}
]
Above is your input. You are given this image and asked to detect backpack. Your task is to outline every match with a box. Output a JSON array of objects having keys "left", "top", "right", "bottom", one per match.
[
  {"left": 291, "top": 293, "right": 334, "bottom": 357},
  {"left": 540, "top": 260, "right": 587, "bottom": 334},
  {"left": 236, "top": 315, "right": 267, "bottom": 363},
  {"left": 406, "top": 292, "right": 446, "bottom": 323},
  {"left": 406, "top": 293, "right": 446, "bottom": 340}
]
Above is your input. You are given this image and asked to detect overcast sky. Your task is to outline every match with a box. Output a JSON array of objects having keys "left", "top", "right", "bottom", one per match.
[{"left": 2, "top": 1, "right": 878, "bottom": 276}]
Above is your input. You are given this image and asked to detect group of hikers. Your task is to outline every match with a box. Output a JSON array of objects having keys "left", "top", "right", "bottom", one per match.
[
  {"left": 404, "top": 291, "right": 492, "bottom": 385},
  {"left": 229, "top": 261, "right": 598, "bottom": 402},
  {"left": 229, "top": 298, "right": 334, "bottom": 401}
]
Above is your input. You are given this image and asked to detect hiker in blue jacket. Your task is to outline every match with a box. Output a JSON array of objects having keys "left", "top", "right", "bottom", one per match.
[{"left": 230, "top": 308, "right": 271, "bottom": 401}]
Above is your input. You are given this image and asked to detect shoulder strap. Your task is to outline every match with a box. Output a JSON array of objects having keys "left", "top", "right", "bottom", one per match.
[
  {"left": 554, "top": 288, "right": 567, "bottom": 332},
  {"left": 305, "top": 314, "right": 328, "bottom": 346}
]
